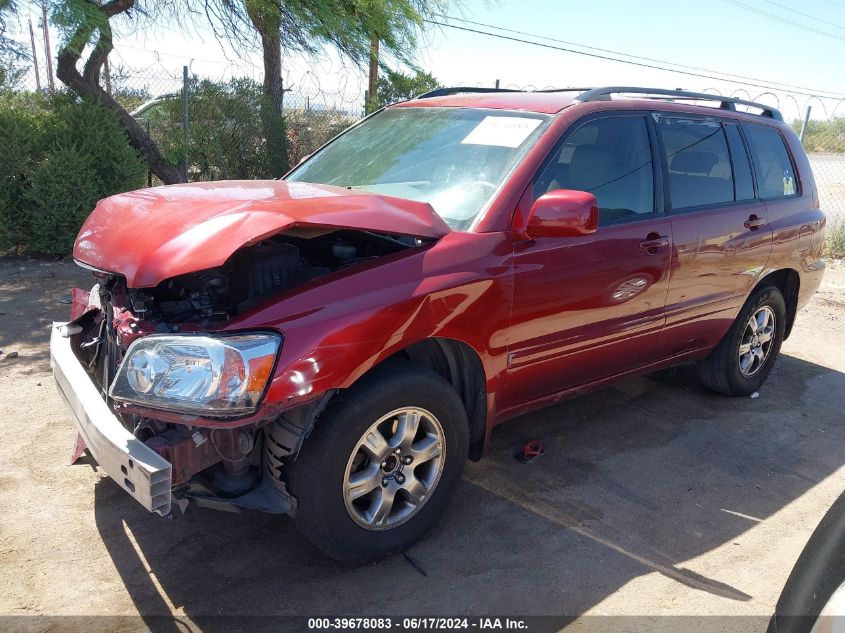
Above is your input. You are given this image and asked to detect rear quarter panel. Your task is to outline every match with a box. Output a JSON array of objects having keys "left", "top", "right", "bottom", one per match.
[{"left": 763, "top": 125, "right": 826, "bottom": 310}]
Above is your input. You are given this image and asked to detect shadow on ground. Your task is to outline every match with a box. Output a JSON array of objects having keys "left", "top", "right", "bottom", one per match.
[{"left": 90, "top": 349, "right": 845, "bottom": 626}]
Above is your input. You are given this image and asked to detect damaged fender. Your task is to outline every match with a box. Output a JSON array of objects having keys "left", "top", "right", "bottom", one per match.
[{"left": 221, "top": 230, "right": 513, "bottom": 427}]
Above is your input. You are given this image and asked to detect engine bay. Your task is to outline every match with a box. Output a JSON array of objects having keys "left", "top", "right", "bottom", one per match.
[{"left": 126, "top": 229, "right": 426, "bottom": 324}]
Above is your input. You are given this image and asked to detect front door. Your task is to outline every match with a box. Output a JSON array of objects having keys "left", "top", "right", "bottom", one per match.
[{"left": 503, "top": 113, "right": 672, "bottom": 412}]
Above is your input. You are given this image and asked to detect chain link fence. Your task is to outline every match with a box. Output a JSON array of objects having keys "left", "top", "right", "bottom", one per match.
[
  {"left": 7, "top": 61, "right": 845, "bottom": 256},
  {"left": 795, "top": 116, "right": 845, "bottom": 257},
  {"left": 110, "top": 64, "right": 365, "bottom": 183},
  {"left": 801, "top": 127, "right": 845, "bottom": 224},
  {"left": 11, "top": 60, "right": 366, "bottom": 183}
]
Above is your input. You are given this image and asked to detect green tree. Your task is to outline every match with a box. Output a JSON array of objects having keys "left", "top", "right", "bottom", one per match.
[
  {"left": 5, "top": 0, "right": 457, "bottom": 182},
  {"left": 0, "top": 61, "right": 24, "bottom": 91},
  {"left": 51, "top": 0, "right": 185, "bottom": 184},
  {"left": 366, "top": 69, "right": 440, "bottom": 113},
  {"left": 0, "top": 0, "right": 26, "bottom": 61},
  {"left": 182, "top": 0, "right": 457, "bottom": 176}
]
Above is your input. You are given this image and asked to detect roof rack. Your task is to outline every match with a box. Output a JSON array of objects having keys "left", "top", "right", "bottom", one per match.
[
  {"left": 413, "top": 86, "right": 783, "bottom": 121},
  {"left": 572, "top": 87, "right": 783, "bottom": 121},
  {"left": 416, "top": 86, "right": 523, "bottom": 99}
]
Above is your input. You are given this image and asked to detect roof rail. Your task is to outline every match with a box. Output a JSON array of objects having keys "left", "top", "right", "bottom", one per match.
[
  {"left": 416, "top": 86, "right": 523, "bottom": 99},
  {"left": 573, "top": 86, "right": 783, "bottom": 121}
]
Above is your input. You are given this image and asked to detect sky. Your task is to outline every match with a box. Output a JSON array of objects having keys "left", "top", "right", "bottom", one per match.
[{"left": 8, "top": 0, "right": 845, "bottom": 121}]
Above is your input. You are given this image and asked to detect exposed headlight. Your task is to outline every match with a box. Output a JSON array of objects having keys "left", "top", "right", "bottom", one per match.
[{"left": 109, "top": 333, "right": 281, "bottom": 415}]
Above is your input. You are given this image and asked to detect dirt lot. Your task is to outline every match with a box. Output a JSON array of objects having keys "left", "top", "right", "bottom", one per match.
[{"left": 1, "top": 259, "right": 844, "bottom": 630}]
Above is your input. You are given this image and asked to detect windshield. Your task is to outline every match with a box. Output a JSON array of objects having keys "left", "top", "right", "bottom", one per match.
[{"left": 286, "top": 107, "right": 550, "bottom": 230}]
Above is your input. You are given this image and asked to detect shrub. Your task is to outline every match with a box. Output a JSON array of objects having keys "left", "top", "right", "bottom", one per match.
[
  {"left": 285, "top": 106, "right": 357, "bottom": 167},
  {"left": 24, "top": 145, "right": 105, "bottom": 253},
  {"left": 136, "top": 77, "right": 359, "bottom": 181},
  {"left": 792, "top": 118, "right": 845, "bottom": 154},
  {"left": 365, "top": 69, "right": 440, "bottom": 113},
  {"left": 1, "top": 77, "right": 360, "bottom": 254},
  {"left": 826, "top": 220, "right": 845, "bottom": 259},
  {"left": 0, "top": 91, "right": 146, "bottom": 255},
  {"left": 0, "top": 91, "right": 53, "bottom": 248},
  {"left": 141, "top": 78, "right": 272, "bottom": 181}
]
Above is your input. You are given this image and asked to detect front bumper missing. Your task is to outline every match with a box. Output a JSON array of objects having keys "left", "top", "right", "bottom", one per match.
[{"left": 50, "top": 322, "right": 172, "bottom": 515}]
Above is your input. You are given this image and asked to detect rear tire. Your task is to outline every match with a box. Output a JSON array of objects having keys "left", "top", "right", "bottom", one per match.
[
  {"left": 697, "top": 283, "right": 786, "bottom": 396},
  {"left": 285, "top": 361, "right": 469, "bottom": 563}
]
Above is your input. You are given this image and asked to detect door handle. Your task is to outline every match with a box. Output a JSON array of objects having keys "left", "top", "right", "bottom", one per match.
[
  {"left": 744, "top": 215, "right": 765, "bottom": 230},
  {"left": 639, "top": 235, "right": 670, "bottom": 250}
]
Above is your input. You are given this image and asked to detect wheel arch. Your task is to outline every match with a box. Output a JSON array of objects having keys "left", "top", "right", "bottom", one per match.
[
  {"left": 273, "top": 337, "right": 489, "bottom": 467},
  {"left": 391, "top": 338, "right": 488, "bottom": 461},
  {"left": 755, "top": 268, "right": 800, "bottom": 339}
]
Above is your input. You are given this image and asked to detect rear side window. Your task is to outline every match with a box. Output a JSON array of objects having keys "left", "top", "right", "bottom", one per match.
[
  {"left": 742, "top": 123, "right": 798, "bottom": 199},
  {"left": 724, "top": 125, "right": 755, "bottom": 201},
  {"left": 534, "top": 116, "right": 654, "bottom": 222},
  {"left": 657, "top": 117, "right": 733, "bottom": 209}
]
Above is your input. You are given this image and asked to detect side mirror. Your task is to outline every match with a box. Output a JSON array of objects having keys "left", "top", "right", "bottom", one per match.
[{"left": 526, "top": 189, "right": 599, "bottom": 238}]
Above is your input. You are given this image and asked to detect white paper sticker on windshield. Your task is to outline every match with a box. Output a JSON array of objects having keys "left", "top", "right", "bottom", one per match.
[{"left": 461, "top": 116, "right": 542, "bottom": 148}]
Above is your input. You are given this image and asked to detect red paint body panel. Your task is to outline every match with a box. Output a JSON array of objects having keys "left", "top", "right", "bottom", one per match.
[
  {"left": 73, "top": 180, "right": 450, "bottom": 288},
  {"left": 225, "top": 230, "right": 514, "bottom": 414},
  {"left": 661, "top": 200, "right": 772, "bottom": 355},
  {"left": 69, "top": 287, "right": 91, "bottom": 321},
  {"left": 146, "top": 428, "right": 241, "bottom": 485},
  {"left": 71, "top": 97, "right": 827, "bottom": 443},
  {"left": 526, "top": 189, "right": 599, "bottom": 238},
  {"left": 504, "top": 216, "right": 673, "bottom": 412}
]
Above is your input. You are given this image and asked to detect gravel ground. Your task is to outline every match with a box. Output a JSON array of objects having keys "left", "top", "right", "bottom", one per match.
[{"left": 0, "top": 258, "right": 844, "bottom": 632}]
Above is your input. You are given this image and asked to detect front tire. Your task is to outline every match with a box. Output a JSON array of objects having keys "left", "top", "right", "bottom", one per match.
[
  {"left": 285, "top": 361, "right": 469, "bottom": 563},
  {"left": 697, "top": 283, "right": 786, "bottom": 396}
]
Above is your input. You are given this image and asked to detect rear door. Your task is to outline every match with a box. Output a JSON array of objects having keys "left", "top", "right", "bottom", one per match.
[
  {"left": 503, "top": 113, "right": 673, "bottom": 411},
  {"left": 741, "top": 122, "right": 814, "bottom": 259},
  {"left": 657, "top": 114, "right": 773, "bottom": 356}
]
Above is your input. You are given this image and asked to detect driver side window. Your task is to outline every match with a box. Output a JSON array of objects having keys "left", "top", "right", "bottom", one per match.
[{"left": 534, "top": 116, "right": 655, "bottom": 223}]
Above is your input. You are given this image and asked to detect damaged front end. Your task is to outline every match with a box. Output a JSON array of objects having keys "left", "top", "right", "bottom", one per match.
[{"left": 56, "top": 225, "right": 430, "bottom": 517}]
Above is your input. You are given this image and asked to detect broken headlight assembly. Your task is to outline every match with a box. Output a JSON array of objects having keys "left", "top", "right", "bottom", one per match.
[{"left": 109, "top": 333, "right": 281, "bottom": 415}]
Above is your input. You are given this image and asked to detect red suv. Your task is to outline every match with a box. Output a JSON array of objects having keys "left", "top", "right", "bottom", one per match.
[{"left": 52, "top": 87, "right": 826, "bottom": 562}]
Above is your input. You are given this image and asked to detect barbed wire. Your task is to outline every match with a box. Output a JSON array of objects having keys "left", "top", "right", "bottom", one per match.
[{"left": 7, "top": 61, "right": 845, "bottom": 227}]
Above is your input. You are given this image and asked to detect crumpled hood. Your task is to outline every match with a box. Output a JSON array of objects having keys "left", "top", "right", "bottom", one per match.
[{"left": 73, "top": 180, "right": 450, "bottom": 288}]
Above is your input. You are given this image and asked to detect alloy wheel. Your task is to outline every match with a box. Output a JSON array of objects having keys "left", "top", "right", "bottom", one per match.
[
  {"left": 343, "top": 407, "right": 445, "bottom": 530},
  {"left": 738, "top": 305, "right": 776, "bottom": 377}
]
